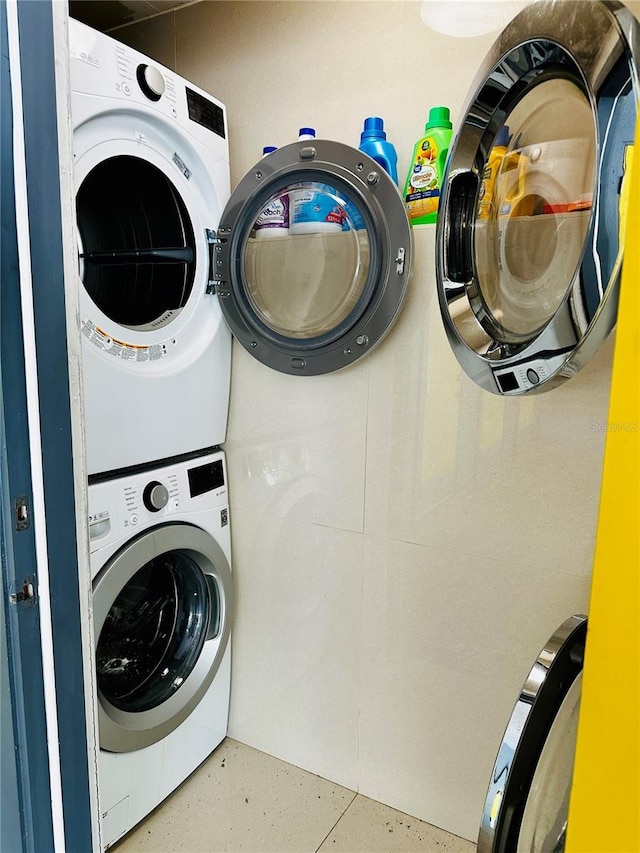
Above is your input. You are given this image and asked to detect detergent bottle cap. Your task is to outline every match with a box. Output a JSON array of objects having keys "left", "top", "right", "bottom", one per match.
[
  {"left": 494, "top": 125, "right": 511, "bottom": 148},
  {"left": 298, "top": 127, "right": 316, "bottom": 139},
  {"left": 425, "top": 106, "right": 452, "bottom": 132},
  {"left": 263, "top": 146, "right": 277, "bottom": 154},
  {"left": 360, "top": 116, "right": 387, "bottom": 142}
]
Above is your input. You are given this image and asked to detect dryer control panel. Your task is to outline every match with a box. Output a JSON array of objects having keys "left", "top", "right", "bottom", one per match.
[{"left": 69, "top": 18, "right": 228, "bottom": 156}]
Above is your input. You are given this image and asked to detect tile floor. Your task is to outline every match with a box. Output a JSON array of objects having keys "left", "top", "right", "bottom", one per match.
[{"left": 114, "top": 739, "right": 476, "bottom": 852}]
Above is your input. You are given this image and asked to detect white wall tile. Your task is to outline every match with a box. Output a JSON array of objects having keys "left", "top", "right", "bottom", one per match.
[
  {"left": 227, "top": 509, "right": 364, "bottom": 791},
  {"left": 224, "top": 343, "right": 369, "bottom": 533},
  {"left": 365, "top": 228, "right": 612, "bottom": 575}
]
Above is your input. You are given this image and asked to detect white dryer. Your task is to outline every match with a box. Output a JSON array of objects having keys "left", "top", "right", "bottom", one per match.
[
  {"left": 88, "top": 449, "right": 232, "bottom": 848},
  {"left": 70, "top": 20, "right": 231, "bottom": 476}
]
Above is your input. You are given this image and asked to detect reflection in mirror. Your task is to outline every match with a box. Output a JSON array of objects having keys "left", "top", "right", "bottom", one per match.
[
  {"left": 474, "top": 79, "right": 596, "bottom": 341},
  {"left": 243, "top": 182, "right": 371, "bottom": 339}
]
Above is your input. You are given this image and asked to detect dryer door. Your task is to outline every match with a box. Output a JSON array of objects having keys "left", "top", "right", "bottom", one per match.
[
  {"left": 93, "top": 523, "right": 232, "bottom": 752},
  {"left": 214, "top": 140, "right": 412, "bottom": 375},
  {"left": 478, "top": 615, "right": 587, "bottom": 853},
  {"left": 436, "top": 0, "right": 638, "bottom": 395}
]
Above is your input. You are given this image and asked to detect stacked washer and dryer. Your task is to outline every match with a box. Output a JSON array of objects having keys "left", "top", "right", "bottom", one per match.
[{"left": 69, "top": 19, "right": 233, "bottom": 848}]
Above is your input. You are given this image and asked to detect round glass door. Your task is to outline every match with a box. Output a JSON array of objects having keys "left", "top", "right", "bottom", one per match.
[
  {"left": 516, "top": 675, "right": 581, "bottom": 852},
  {"left": 436, "top": 0, "right": 638, "bottom": 395},
  {"left": 96, "top": 551, "right": 214, "bottom": 714},
  {"left": 478, "top": 615, "right": 587, "bottom": 852},
  {"left": 242, "top": 182, "right": 372, "bottom": 341},
  {"left": 76, "top": 155, "right": 196, "bottom": 332},
  {"left": 93, "top": 524, "right": 232, "bottom": 753},
  {"left": 474, "top": 79, "right": 595, "bottom": 343},
  {"left": 215, "top": 140, "right": 412, "bottom": 375}
]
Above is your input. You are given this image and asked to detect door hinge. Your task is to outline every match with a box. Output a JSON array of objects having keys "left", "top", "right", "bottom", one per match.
[
  {"left": 9, "top": 575, "right": 37, "bottom": 608},
  {"left": 206, "top": 228, "right": 218, "bottom": 294},
  {"left": 206, "top": 228, "right": 230, "bottom": 295},
  {"left": 206, "top": 227, "right": 230, "bottom": 295}
]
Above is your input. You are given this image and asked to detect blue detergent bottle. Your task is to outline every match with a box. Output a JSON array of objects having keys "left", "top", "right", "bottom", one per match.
[{"left": 358, "top": 117, "right": 398, "bottom": 184}]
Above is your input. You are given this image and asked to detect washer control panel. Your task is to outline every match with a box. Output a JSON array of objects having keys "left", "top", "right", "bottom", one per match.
[{"left": 88, "top": 451, "right": 227, "bottom": 550}]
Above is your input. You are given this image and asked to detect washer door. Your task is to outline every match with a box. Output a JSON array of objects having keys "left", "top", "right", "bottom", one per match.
[
  {"left": 214, "top": 140, "right": 412, "bottom": 375},
  {"left": 93, "top": 523, "right": 232, "bottom": 753},
  {"left": 478, "top": 615, "right": 587, "bottom": 853},
  {"left": 436, "top": 0, "right": 638, "bottom": 395}
]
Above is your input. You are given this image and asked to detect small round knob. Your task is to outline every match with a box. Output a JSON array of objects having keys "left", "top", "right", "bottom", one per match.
[
  {"left": 136, "top": 64, "right": 165, "bottom": 101},
  {"left": 143, "top": 481, "right": 169, "bottom": 512}
]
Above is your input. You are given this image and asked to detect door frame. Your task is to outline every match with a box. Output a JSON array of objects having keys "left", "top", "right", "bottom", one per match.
[{"left": 1, "top": 1, "right": 99, "bottom": 850}]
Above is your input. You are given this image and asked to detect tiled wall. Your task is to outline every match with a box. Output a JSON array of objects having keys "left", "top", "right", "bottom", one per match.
[{"left": 117, "top": 1, "right": 631, "bottom": 840}]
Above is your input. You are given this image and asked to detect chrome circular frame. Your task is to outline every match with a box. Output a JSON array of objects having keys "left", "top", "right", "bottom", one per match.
[
  {"left": 216, "top": 139, "right": 412, "bottom": 375},
  {"left": 93, "top": 523, "right": 233, "bottom": 753},
  {"left": 478, "top": 615, "right": 587, "bottom": 852},
  {"left": 436, "top": 0, "right": 639, "bottom": 395}
]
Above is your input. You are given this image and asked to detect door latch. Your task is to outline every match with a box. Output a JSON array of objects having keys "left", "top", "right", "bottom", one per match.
[
  {"left": 9, "top": 576, "right": 37, "bottom": 608},
  {"left": 14, "top": 496, "right": 29, "bottom": 531}
]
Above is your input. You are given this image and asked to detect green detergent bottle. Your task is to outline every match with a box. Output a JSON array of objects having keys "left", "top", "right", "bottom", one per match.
[{"left": 403, "top": 106, "right": 453, "bottom": 225}]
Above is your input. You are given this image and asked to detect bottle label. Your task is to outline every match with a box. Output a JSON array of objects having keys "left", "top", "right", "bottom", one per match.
[
  {"left": 290, "top": 184, "right": 345, "bottom": 228},
  {"left": 341, "top": 199, "right": 366, "bottom": 232},
  {"left": 407, "top": 138, "right": 439, "bottom": 198},
  {"left": 255, "top": 195, "right": 289, "bottom": 230},
  {"left": 477, "top": 164, "right": 492, "bottom": 218},
  {"left": 405, "top": 137, "right": 443, "bottom": 219}
]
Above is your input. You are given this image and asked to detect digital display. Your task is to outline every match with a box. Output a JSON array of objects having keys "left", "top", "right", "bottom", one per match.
[
  {"left": 186, "top": 88, "right": 225, "bottom": 139},
  {"left": 497, "top": 371, "right": 519, "bottom": 393},
  {"left": 188, "top": 459, "right": 224, "bottom": 497}
]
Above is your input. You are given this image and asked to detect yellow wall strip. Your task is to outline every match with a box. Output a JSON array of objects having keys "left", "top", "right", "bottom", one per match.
[{"left": 566, "top": 121, "right": 639, "bottom": 850}]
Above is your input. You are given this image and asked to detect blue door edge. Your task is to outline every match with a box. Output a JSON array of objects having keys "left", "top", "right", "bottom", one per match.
[{"left": 3, "top": 1, "right": 100, "bottom": 850}]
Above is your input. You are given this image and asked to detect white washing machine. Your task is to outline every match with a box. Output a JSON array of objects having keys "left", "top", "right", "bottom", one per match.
[
  {"left": 70, "top": 20, "right": 231, "bottom": 476},
  {"left": 88, "top": 449, "right": 233, "bottom": 848}
]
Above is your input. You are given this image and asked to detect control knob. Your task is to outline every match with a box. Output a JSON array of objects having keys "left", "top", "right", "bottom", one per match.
[
  {"left": 143, "top": 480, "right": 169, "bottom": 512},
  {"left": 136, "top": 64, "right": 165, "bottom": 101}
]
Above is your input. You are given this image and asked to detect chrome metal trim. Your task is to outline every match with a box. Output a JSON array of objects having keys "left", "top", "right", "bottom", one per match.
[
  {"left": 436, "top": 0, "right": 639, "bottom": 395},
  {"left": 92, "top": 522, "right": 233, "bottom": 752},
  {"left": 478, "top": 615, "right": 587, "bottom": 852}
]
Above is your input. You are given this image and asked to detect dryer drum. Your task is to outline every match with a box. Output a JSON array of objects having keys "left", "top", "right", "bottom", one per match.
[{"left": 77, "top": 155, "right": 196, "bottom": 330}]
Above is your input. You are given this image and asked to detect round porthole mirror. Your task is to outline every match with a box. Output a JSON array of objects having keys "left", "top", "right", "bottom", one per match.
[
  {"left": 215, "top": 140, "right": 412, "bottom": 375},
  {"left": 436, "top": 0, "right": 638, "bottom": 395}
]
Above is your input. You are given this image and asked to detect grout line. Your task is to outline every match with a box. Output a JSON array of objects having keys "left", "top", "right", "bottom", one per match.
[{"left": 314, "top": 791, "right": 359, "bottom": 853}]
